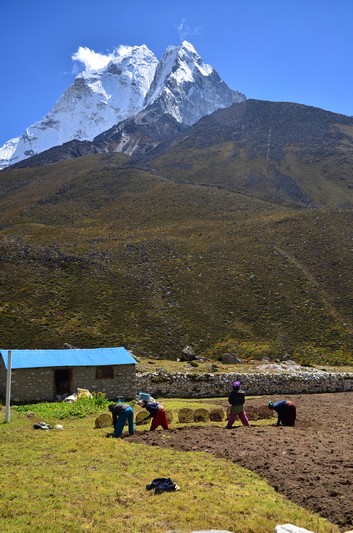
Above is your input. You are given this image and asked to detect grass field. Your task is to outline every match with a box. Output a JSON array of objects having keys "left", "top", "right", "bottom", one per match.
[{"left": 0, "top": 399, "right": 339, "bottom": 533}]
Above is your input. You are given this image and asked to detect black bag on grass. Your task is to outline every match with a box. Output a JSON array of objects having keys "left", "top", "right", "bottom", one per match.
[
  {"left": 146, "top": 477, "right": 179, "bottom": 494},
  {"left": 33, "top": 422, "right": 52, "bottom": 430}
]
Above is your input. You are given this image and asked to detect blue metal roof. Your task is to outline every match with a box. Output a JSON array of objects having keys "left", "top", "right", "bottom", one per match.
[{"left": 0, "top": 347, "right": 136, "bottom": 370}]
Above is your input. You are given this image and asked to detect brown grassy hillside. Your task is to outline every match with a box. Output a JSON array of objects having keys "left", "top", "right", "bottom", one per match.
[
  {"left": 1, "top": 150, "right": 353, "bottom": 364},
  {"left": 145, "top": 100, "right": 353, "bottom": 209},
  {"left": 2, "top": 98, "right": 353, "bottom": 364}
]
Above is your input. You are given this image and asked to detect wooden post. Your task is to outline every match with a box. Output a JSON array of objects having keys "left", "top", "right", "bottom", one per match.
[{"left": 5, "top": 350, "right": 12, "bottom": 423}]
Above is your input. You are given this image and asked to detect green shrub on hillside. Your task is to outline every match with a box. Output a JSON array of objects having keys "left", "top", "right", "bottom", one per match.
[{"left": 293, "top": 345, "right": 353, "bottom": 366}]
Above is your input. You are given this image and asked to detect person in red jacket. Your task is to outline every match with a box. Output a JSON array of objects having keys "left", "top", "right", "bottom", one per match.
[{"left": 139, "top": 397, "right": 169, "bottom": 430}]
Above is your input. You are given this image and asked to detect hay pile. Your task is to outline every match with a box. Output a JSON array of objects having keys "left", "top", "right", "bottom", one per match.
[
  {"left": 209, "top": 408, "right": 225, "bottom": 422},
  {"left": 135, "top": 411, "right": 151, "bottom": 425},
  {"left": 193, "top": 408, "right": 210, "bottom": 422},
  {"left": 95, "top": 414, "right": 112, "bottom": 428},
  {"left": 165, "top": 410, "right": 173, "bottom": 423},
  {"left": 178, "top": 408, "right": 194, "bottom": 423}
]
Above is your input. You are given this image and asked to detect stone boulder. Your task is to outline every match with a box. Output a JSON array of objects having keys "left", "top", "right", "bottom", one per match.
[
  {"left": 181, "top": 345, "right": 196, "bottom": 361},
  {"left": 221, "top": 353, "right": 243, "bottom": 364}
]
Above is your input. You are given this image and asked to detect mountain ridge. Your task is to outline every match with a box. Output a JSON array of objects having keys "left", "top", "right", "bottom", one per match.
[{"left": 0, "top": 41, "right": 245, "bottom": 170}]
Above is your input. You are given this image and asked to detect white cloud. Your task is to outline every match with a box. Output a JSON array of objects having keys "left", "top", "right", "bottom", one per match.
[
  {"left": 71, "top": 45, "right": 135, "bottom": 74},
  {"left": 177, "top": 19, "right": 202, "bottom": 41},
  {"left": 115, "top": 44, "right": 133, "bottom": 57},
  {"left": 72, "top": 47, "right": 113, "bottom": 72}
]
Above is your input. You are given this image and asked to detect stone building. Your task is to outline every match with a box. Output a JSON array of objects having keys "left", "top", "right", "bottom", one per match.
[{"left": 0, "top": 347, "right": 137, "bottom": 403}]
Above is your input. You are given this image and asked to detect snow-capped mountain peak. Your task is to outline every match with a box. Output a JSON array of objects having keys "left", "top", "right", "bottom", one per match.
[
  {"left": 145, "top": 41, "right": 212, "bottom": 105},
  {"left": 0, "top": 44, "right": 158, "bottom": 169},
  {"left": 144, "top": 40, "right": 245, "bottom": 126},
  {"left": 0, "top": 41, "right": 245, "bottom": 169}
]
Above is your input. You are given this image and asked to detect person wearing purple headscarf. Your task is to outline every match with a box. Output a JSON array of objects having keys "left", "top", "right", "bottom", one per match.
[{"left": 225, "top": 380, "right": 250, "bottom": 428}]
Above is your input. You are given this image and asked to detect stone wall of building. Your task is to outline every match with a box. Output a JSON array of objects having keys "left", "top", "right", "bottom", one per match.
[
  {"left": 11, "top": 368, "right": 53, "bottom": 403},
  {"left": 137, "top": 369, "right": 353, "bottom": 398},
  {"left": 71, "top": 364, "right": 136, "bottom": 400},
  {"left": 6, "top": 364, "right": 136, "bottom": 403}
]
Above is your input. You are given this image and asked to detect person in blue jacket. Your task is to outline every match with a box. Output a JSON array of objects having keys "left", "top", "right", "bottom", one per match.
[
  {"left": 268, "top": 399, "right": 296, "bottom": 426},
  {"left": 108, "top": 402, "right": 134, "bottom": 437}
]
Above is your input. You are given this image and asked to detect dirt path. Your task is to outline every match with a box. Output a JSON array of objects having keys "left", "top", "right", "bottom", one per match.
[{"left": 129, "top": 392, "right": 353, "bottom": 531}]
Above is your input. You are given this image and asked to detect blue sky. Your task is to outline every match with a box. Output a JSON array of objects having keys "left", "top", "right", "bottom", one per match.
[{"left": 0, "top": 0, "right": 352, "bottom": 146}]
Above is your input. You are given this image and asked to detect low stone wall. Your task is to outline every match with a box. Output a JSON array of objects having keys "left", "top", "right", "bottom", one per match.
[{"left": 137, "top": 370, "right": 353, "bottom": 398}]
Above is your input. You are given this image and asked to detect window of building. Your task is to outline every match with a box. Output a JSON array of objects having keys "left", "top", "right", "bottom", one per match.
[{"left": 96, "top": 366, "right": 114, "bottom": 379}]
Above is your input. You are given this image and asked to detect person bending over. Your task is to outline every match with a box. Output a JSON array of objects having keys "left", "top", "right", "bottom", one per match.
[
  {"left": 268, "top": 399, "right": 296, "bottom": 426},
  {"left": 139, "top": 398, "right": 169, "bottom": 430},
  {"left": 108, "top": 402, "right": 134, "bottom": 437}
]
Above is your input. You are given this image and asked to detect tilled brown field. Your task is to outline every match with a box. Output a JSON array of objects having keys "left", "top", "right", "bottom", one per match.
[{"left": 130, "top": 392, "right": 353, "bottom": 531}]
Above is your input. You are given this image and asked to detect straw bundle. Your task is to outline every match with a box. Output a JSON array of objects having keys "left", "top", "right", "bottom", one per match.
[
  {"left": 178, "top": 408, "right": 194, "bottom": 423},
  {"left": 209, "top": 407, "right": 225, "bottom": 422},
  {"left": 166, "top": 410, "right": 173, "bottom": 423},
  {"left": 95, "top": 414, "right": 112, "bottom": 428},
  {"left": 135, "top": 411, "right": 151, "bottom": 425},
  {"left": 193, "top": 408, "right": 210, "bottom": 422}
]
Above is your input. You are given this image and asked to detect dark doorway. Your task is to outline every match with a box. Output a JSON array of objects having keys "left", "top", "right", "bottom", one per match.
[{"left": 54, "top": 368, "right": 72, "bottom": 400}]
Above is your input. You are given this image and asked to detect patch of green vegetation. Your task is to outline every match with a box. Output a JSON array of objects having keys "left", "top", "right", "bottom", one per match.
[
  {"left": 204, "top": 339, "right": 278, "bottom": 361},
  {"left": 293, "top": 345, "right": 353, "bottom": 367},
  {"left": 13, "top": 393, "right": 111, "bottom": 420}
]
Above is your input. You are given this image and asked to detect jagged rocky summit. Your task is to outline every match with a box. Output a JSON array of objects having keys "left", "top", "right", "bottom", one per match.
[{"left": 0, "top": 41, "right": 245, "bottom": 169}]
